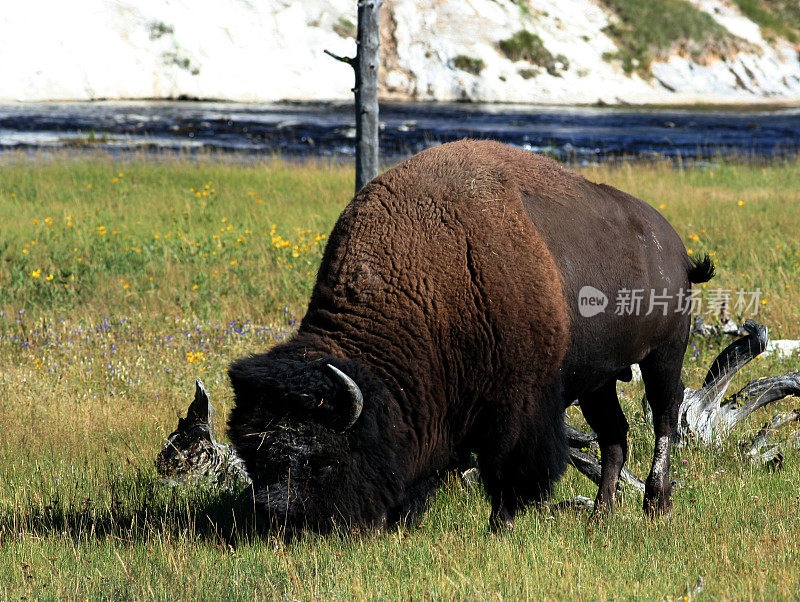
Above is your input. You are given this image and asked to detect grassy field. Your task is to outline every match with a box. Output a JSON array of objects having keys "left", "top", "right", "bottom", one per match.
[{"left": 0, "top": 152, "right": 799, "bottom": 599}]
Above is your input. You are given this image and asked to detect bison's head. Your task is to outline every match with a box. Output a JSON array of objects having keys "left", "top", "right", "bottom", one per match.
[{"left": 227, "top": 356, "right": 387, "bottom": 533}]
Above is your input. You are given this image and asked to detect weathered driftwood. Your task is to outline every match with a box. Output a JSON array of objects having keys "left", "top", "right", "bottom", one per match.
[
  {"left": 677, "top": 319, "right": 769, "bottom": 444},
  {"left": 745, "top": 410, "right": 800, "bottom": 467},
  {"left": 566, "top": 319, "right": 800, "bottom": 496},
  {"left": 676, "top": 320, "right": 800, "bottom": 449},
  {"left": 161, "top": 321, "right": 798, "bottom": 503},
  {"left": 690, "top": 295, "right": 742, "bottom": 338},
  {"left": 565, "top": 424, "right": 645, "bottom": 493},
  {"left": 690, "top": 297, "right": 800, "bottom": 355},
  {"left": 156, "top": 380, "right": 249, "bottom": 489}
]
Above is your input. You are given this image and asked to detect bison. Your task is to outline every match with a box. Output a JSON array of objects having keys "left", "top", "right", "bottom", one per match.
[{"left": 227, "top": 139, "right": 712, "bottom": 533}]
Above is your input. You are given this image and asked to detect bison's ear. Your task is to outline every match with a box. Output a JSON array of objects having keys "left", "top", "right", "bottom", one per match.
[{"left": 186, "top": 379, "right": 217, "bottom": 442}]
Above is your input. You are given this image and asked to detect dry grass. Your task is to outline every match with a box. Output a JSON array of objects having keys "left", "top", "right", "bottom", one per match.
[{"left": 0, "top": 153, "right": 798, "bottom": 599}]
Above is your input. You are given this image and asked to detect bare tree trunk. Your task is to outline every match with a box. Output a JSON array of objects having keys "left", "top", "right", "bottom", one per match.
[
  {"left": 354, "top": 1, "right": 380, "bottom": 192},
  {"left": 326, "top": 2, "right": 381, "bottom": 193}
]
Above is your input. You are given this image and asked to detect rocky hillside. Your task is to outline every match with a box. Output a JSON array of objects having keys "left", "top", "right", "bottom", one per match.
[{"left": 2, "top": 0, "right": 799, "bottom": 104}]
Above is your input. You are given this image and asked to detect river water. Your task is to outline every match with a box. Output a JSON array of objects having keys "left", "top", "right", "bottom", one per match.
[{"left": 1, "top": 101, "right": 798, "bottom": 163}]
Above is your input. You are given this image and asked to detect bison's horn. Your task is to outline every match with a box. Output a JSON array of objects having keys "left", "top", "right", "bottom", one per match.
[{"left": 326, "top": 364, "right": 363, "bottom": 430}]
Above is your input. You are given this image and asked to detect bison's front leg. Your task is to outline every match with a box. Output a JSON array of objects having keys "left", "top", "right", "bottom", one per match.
[
  {"left": 481, "top": 381, "right": 569, "bottom": 531},
  {"left": 479, "top": 441, "right": 523, "bottom": 532},
  {"left": 579, "top": 380, "right": 629, "bottom": 511},
  {"left": 640, "top": 347, "right": 685, "bottom": 515},
  {"left": 488, "top": 490, "right": 518, "bottom": 532}
]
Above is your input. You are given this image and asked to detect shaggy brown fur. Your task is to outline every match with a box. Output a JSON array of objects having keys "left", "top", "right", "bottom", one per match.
[
  {"left": 228, "top": 139, "right": 709, "bottom": 531},
  {"left": 229, "top": 140, "right": 571, "bottom": 532}
]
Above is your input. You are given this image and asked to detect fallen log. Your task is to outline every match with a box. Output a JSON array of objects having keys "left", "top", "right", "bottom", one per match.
[
  {"left": 676, "top": 320, "right": 800, "bottom": 449},
  {"left": 567, "top": 319, "right": 800, "bottom": 493},
  {"left": 744, "top": 409, "right": 800, "bottom": 468}
]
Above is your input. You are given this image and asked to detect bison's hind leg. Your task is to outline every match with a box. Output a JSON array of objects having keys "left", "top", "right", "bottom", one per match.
[
  {"left": 479, "top": 380, "right": 568, "bottom": 531},
  {"left": 640, "top": 344, "right": 686, "bottom": 516},
  {"left": 579, "top": 379, "right": 629, "bottom": 511}
]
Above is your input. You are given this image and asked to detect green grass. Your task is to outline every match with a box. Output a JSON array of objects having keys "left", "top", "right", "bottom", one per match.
[
  {"left": 600, "top": 0, "right": 747, "bottom": 76},
  {"left": 731, "top": 0, "right": 800, "bottom": 43},
  {"left": 453, "top": 54, "right": 486, "bottom": 76},
  {"left": 333, "top": 16, "right": 357, "bottom": 39},
  {"left": 0, "top": 154, "right": 349, "bottom": 319},
  {"left": 498, "top": 30, "right": 569, "bottom": 77},
  {"left": 1, "top": 153, "right": 799, "bottom": 598}
]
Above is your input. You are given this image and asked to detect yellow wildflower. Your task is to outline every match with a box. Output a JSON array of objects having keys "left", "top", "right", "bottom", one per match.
[{"left": 186, "top": 351, "right": 206, "bottom": 364}]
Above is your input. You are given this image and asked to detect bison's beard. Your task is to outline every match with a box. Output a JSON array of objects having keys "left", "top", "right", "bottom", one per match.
[
  {"left": 234, "top": 428, "right": 378, "bottom": 534},
  {"left": 248, "top": 476, "right": 391, "bottom": 537},
  {"left": 249, "top": 479, "right": 309, "bottom": 535}
]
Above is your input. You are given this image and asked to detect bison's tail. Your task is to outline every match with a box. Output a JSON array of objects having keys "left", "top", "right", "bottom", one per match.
[{"left": 687, "top": 253, "right": 715, "bottom": 284}]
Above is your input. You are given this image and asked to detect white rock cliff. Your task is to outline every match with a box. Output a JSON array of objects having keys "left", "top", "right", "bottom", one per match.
[{"left": 1, "top": 0, "right": 799, "bottom": 104}]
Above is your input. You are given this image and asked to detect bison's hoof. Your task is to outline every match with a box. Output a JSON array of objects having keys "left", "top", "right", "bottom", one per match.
[
  {"left": 488, "top": 516, "right": 515, "bottom": 534},
  {"left": 643, "top": 497, "right": 673, "bottom": 517},
  {"left": 591, "top": 491, "right": 618, "bottom": 514}
]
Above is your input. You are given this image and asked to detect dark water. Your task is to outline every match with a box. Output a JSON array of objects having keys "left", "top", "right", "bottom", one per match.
[{"left": 1, "top": 100, "right": 799, "bottom": 163}]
